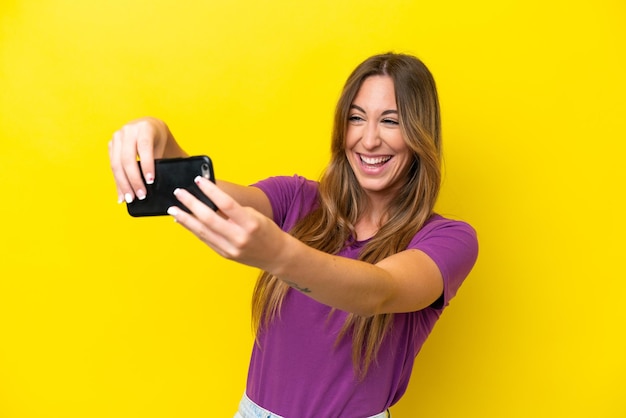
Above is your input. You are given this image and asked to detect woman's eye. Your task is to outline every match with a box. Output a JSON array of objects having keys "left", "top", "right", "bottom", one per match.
[
  {"left": 348, "top": 115, "right": 364, "bottom": 122},
  {"left": 382, "top": 118, "right": 399, "bottom": 125}
]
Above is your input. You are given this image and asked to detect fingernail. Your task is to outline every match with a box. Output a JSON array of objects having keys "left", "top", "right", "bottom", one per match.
[
  {"left": 173, "top": 188, "right": 181, "bottom": 196},
  {"left": 167, "top": 207, "right": 178, "bottom": 216},
  {"left": 136, "top": 189, "right": 146, "bottom": 200},
  {"left": 145, "top": 173, "right": 154, "bottom": 185},
  {"left": 125, "top": 193, "right": 133, "bottom": 203},
  {"left": 117, "top": 194, "right": 124, "bottom": 204},
  {"left": 194, "top": 176, "right": 201, "bottom": 184}
]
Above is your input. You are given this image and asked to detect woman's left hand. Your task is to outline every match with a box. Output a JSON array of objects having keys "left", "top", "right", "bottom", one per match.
[{"left": 167, "top": 176, "right": 288, "bottom": 272}]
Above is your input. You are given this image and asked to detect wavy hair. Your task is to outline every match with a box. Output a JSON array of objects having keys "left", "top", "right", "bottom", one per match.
[{"left": 252, "top": 52, "right": 442, "bottom": 377}]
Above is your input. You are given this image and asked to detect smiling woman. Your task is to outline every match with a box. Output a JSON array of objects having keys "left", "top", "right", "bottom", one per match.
[
  {"left": 345, "top": 76, "right": 413, "bottom": 207},
  {"left": 108, "top": 53, "right": 478, "bottom": 418}
]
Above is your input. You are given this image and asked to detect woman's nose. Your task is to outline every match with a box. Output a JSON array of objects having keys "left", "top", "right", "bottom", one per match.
[{"left": 361, "top": 124, "right": 381, "bottom": 149}]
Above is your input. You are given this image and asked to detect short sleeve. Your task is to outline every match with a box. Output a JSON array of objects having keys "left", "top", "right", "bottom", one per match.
[{"left": 408, "top": 216, "right": 478, "bottom": 309}]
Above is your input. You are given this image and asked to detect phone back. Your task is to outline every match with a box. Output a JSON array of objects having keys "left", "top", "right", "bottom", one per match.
[{"left": 127, "top": 155, "right": 216, "bottom": 217}]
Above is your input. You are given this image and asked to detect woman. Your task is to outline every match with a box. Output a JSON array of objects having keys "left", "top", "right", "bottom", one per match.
[{"left": 109, "top": 52, "right": 478, "bottom": 418}]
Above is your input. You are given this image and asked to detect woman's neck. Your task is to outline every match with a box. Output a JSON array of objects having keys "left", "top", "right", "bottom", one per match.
[{"left": 354, "top": 205, "right": 388, "bottom": 241}]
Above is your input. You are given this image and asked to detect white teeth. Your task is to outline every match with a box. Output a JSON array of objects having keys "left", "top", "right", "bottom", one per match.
[{"left": 360, "top": 155, "right": 391, "bottom": 165}]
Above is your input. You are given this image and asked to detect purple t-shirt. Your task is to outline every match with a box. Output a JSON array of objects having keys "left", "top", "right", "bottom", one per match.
[{"left": 246, "top": 175, "right": 478, "bottom": 418}]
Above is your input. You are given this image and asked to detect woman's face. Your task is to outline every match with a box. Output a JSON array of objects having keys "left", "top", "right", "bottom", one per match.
[{"left": 345, "top": 75, "right": 413, "bottom": 201}]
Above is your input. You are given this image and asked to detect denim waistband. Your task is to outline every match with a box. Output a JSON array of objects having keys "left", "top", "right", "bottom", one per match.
[
  {"left": 236, "top": 393, "right": 390, "bottom": 418},
  {"left": 236, "top": 393, "right": 284, "bottom": 418}
]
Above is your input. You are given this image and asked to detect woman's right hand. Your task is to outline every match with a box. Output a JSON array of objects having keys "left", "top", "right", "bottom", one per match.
[{"left": 108, "top": 117, "right": 187, "bottom": 203}]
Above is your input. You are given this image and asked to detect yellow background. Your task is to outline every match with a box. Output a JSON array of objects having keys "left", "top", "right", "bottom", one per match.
[{"left": 1, "top": 1, "right": 624, "bottom": 417}]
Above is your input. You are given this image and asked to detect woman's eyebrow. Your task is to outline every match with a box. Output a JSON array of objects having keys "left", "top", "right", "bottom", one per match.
[
  {"left": 349, "top": 104, "right": 366, "bottom": 113},
  {"left": 349, "top": 104, "right": 398, "bottom": 115}
]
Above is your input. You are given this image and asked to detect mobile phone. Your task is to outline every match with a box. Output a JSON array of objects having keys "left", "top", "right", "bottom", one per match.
[{"left": 126, "top": 155, "right": 217, "bottom": 217}]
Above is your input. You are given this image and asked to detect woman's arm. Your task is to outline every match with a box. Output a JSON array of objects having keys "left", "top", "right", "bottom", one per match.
[
  {"left": 216, "top": 180, "right": 273, "bottom": 220},
  {"left": 273, "top": 240, "right": 444, "bottom": 316},
  {"left": 170, "top": 177, "right": 443, "bottom": 316}
]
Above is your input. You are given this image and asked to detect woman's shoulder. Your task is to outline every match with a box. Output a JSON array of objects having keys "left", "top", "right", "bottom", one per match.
[{"left": 408, "top": 213, "right": 478, "bottom": 272}]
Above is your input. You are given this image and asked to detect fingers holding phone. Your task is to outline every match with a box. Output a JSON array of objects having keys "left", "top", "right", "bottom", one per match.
[
  {"left": 109, "top": 127, "right": 144, "bottom": 203},
  {"left": 108, "top": 117, "right": 186, "bottom": 203}
]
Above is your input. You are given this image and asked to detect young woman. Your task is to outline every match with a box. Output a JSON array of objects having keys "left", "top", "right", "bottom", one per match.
[{"left": 109, "top": 53, "right": 478, "bottom": 418}]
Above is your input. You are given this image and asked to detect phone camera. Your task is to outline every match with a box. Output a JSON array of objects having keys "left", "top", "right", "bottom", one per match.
[{"left": 201, "top": 163, "right": 210, "bottom": 179}]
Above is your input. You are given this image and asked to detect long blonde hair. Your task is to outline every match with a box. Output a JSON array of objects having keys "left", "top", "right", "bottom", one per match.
[{"left": 252, "top": 53, "right": 442, "bottom": 377}]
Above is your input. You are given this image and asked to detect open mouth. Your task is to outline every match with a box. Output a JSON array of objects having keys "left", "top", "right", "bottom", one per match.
[{"left": 359, "top": 154, "right": 392, "bottom": 168}]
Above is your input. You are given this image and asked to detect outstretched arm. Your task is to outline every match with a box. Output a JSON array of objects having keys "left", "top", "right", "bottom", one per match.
[{"left": 169, "top": 176, "right": 444, "bottom": 316}]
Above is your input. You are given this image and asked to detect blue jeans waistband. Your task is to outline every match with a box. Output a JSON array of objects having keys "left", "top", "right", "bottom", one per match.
[{"left": 235, "top": 393, "right": 390, "bottom": 418}]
